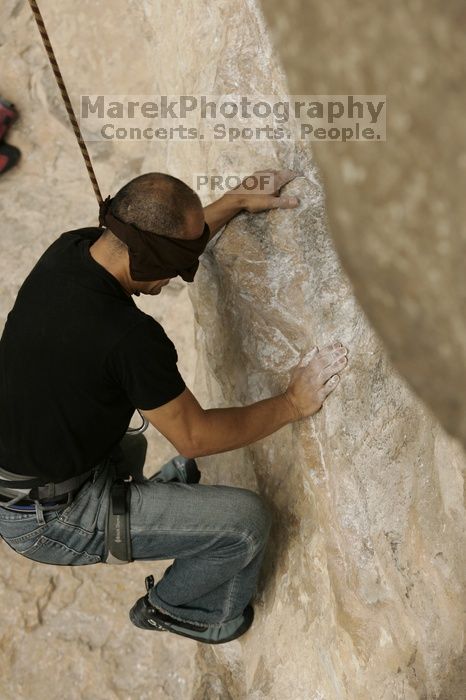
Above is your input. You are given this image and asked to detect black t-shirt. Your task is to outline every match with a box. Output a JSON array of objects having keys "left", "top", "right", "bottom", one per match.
[{"left": 0, "top": 227, "right": 186, "bottom": 483}]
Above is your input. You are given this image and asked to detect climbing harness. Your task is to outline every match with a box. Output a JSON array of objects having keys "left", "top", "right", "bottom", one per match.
[
  {"left": 0, "top": 463, "right": 96, "bottom": 513},
  {"left": 0, "top": 426, "right": 140, "bottom": 565},
  {"left": 125, "top": 412, "right": 149, "bottom": 436},
  {"left": 104, "top": 474, "right": 133, "bottom": 565},
  {"left": 0, "top": 449, "right": 133, "bottom": 565}
]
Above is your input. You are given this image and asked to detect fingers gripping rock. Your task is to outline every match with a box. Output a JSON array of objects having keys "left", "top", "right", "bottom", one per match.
[
  {"left": 287, "top": 342, "right": 348, "bottom": 420},
  {"left": 322, "top": 373, "right": 340, "bottom": 397},
  {"left": 299, "top": 346, "right": 319, "bottom": 367}
]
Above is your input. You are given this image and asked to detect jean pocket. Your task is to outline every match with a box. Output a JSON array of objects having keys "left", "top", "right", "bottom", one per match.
[
  {"left": 58, "top": 470, "right": 113, "bottom": 536},
  {"left": 0, "top": 517, "right": 51, "bottom": 545},
  {"left": 11, "top": 534, "right": 101, "bottom": 566},
  {"left": 57, "top": 478, "right": 94, "bottom": 521}
]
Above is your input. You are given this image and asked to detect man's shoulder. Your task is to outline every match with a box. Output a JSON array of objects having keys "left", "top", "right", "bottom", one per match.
[
  {"left": 50, "top": 226, "right": 102, "bottom": 251},
  {"left": 61, "top": 226, "right": 102, "bottom": 240},
  {"left": 30, "top": 226, "right": 101, "bottom": 268}
]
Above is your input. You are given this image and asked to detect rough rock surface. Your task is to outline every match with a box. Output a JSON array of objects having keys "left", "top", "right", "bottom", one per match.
[
  {"left": 1, "top": 1, "right": 465, "bottom": 699},
  {"left": 260, "top": 0, "right": 466, "bottom": 451},
  {"left": 191, "top": 176, "right": 466, "bottom": 700}
]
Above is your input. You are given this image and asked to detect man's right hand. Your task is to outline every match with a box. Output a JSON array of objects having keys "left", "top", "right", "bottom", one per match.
[
  {"left": 140, "top": 341, "right": 349, "bottom": 459},
  {"left": 284, "top": 342, "right": 348, "bottom": 420}
]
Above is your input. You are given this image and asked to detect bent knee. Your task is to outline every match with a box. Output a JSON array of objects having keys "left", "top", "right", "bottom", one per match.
[{"left": 233, "top": 488, "right": 272, "bottom": 542}]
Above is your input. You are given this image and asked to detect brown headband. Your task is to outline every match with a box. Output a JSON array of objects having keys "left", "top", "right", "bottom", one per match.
[{"left": 98, "top": 196, "right": 210, "bottom": 282}]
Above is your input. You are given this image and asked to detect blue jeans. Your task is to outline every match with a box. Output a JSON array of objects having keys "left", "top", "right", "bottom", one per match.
[{"left": 0, "top": 435, "right": 272, "bottom": 627}]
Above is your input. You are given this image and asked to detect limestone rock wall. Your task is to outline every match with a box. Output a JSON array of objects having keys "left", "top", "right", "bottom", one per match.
[
  {"left": 0, "top": 0, "right": 464, "bottom": 699},
  {"left": 190, "top": 175, "right": 466, "bottom": 700},
  {"left": 260, "top": 0, "right": 466, "bottom": 451}
]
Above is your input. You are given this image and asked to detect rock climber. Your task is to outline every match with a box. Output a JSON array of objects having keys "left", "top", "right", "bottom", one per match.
[{"left": 0, "top": 168, "right": 348, "bottom": 644}]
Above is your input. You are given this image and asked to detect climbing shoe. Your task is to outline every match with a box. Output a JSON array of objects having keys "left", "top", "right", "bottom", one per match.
[
  {"left": 0, "top": 142, "right": 21, "bottom": 176},
  {"left": 129, "top": 575, "right": 255, "bottom": 644},
  {"left": 150, "top": 455, "right": 201, "bottom": 484}
]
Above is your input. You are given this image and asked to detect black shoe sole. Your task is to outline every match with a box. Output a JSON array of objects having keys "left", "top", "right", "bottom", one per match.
[
  {"left": 129, "top": 596, "right": 254, "bottom": 644},
  {"left": 0, "top": 143, "right": 21, "bottom": 175},
  {"left": 150, "top": 456, "right": 201, "bottom": 484}
]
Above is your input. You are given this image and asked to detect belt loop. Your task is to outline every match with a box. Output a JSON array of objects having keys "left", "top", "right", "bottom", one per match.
[{"left": 34, "top": 500, "right": 45, "bottom": 525}]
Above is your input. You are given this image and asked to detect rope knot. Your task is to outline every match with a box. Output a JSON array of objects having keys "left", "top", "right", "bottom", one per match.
[{"left": 98, "top": 195, "right": 112, "bottom": 228}]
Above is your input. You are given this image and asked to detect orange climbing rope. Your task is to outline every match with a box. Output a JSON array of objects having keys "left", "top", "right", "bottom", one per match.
[{"left": 27, "top": 0, "right": 103, "bottom": 204}]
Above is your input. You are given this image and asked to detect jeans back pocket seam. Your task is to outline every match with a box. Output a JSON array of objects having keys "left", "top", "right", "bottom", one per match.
[{"left": 20, "top": 535, "right": 101, "bottom": 563}]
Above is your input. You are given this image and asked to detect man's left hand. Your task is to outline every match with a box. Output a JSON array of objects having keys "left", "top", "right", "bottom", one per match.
[
  {"left": 232, "top": 169, "right": 301, "bottom": 213},
  {"left": 203, "top": 168, "right": 302, "bottom": 240}
]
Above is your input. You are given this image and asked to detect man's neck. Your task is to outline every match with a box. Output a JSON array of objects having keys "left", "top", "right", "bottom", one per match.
[{"left": 88, "top": 237, "right": 133, "bottom": 297}]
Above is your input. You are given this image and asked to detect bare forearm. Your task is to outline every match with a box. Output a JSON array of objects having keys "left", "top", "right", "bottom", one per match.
[
  {"left": 203, "top": 193, "right": 245, "bottom": 241},
  {"left": 191, "top": 393, "right": 298, "bottom": 458}
]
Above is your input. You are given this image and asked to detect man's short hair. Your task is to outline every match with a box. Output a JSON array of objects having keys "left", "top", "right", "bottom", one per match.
[{"left": 109, "top": 172, "right": 201, "bottom": 240}]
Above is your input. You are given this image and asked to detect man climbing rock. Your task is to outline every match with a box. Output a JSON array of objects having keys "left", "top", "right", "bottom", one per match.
[{"left": 0, "top": 169, "right": 348, "bottom": 644}]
